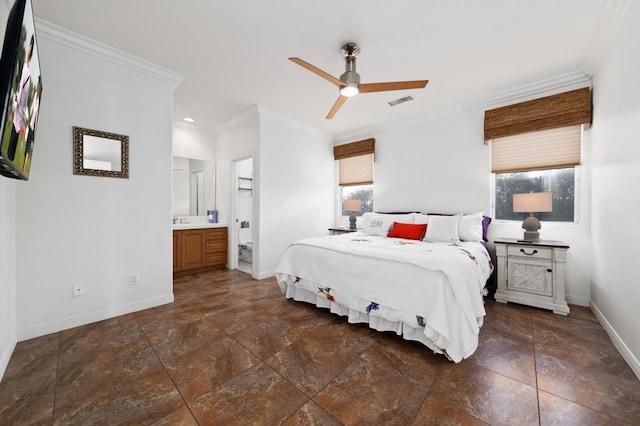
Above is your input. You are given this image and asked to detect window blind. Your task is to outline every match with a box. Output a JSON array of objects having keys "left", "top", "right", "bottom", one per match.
[
  {"left": 491, "top": 125, "right": 581, "bottom": 173},
  {"left": 339, "top": 153, "right": 374, "bottom": 185},
  {"left": 484, "top": 87, "right": 591, "bottom": 143}
]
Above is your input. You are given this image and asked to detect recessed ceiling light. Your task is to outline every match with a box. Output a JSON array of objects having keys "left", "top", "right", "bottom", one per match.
[{"left": 183, "top": 117, "right": 195, "bottom": 123}]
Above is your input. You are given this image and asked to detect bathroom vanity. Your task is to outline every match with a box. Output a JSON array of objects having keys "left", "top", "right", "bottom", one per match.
[{"left": 173, "top": 223, "right": 228, "bottom": 276}]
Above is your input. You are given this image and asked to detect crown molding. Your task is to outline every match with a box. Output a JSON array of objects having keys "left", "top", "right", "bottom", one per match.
[
  {"left": 215, "top": 105, "right": 261, "bottom": 137},
  {"left": 172, "top": 120, "right": 217, "bottom": 136},
  {"left": 256, "top": 105, "right": 332, "bottom": 140},
  {"left": 216, "top": 104, "right": 331, "bottom": 141},
  {"left": 335, "top": 71, "right": 592, "bottom": 143},
  {"left": 34, "top": 18, "right": 184, "bottom": 87},
  {"left": 467, "top": 71, "right": 592, "bottom": 111}
]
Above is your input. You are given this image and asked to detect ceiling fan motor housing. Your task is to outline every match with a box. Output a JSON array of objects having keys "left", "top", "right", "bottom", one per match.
[{"left": 340, "top": 54, "right": 360, "bottom": 85}]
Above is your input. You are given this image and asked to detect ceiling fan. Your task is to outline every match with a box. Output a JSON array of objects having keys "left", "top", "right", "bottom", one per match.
[{"left": 289, "top": 42, "right": 429, "bottom": 119}]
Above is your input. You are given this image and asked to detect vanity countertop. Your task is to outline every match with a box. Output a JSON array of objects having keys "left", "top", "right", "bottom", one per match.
[{"left": 172, "top": 223, "right": 228, "bottom": 230}]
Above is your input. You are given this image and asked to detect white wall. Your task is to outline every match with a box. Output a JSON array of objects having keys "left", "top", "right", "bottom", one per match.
[
  {"left": 341, "top": 107, "right": 592, "bottom": 306},
  {"left": 0, "top": 0, "right": 17, "bottom": 380},
  {"left": 172, "top": 124, "right": 216, "bottom": 161},
  {"left": 589, "top": 1, "right": 640, "bottom": 377},
  {"left": 215, "top": 106, "right": 334, "bottom": 278},
  {"left": 373, "top": 110, "right": 490, "bottom": 214},
  {"left": 13, "top": 22, "right": 180, "bottom": 340},
  {"left": 258, "top": 110, "right": 334, "bottom": 277}
]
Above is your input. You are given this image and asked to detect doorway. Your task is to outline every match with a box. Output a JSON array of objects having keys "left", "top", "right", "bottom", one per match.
[
  {"left": 189, "top": 168, "right": 204, "bottom": 215},
  {"left": 234, "top": 157, "right": 253, "bottom": 274}
]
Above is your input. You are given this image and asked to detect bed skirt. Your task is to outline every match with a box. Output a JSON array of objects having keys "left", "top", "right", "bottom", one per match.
[{"left": 278, "top": 277, "right": 468, "bottom": 361}]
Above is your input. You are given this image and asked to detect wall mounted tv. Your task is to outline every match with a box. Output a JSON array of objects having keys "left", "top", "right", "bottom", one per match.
[{"left": 0, "top": 0, "right": 42, "bottom": 180}]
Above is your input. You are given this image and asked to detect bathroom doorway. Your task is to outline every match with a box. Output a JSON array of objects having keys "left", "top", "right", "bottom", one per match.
[
  {"left": 189, "top": 168, "right": 204, "bottom": 215},
  {"left": 234, "top": 157, "right": 253, "bottom": 274}
]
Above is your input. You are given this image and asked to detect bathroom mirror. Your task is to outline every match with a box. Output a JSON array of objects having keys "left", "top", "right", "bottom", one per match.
[
  {"left": 172, "top": 156, "right": 216, "bottom": 216},
  {"left": 73, "top": 126, "right": 129, "bottom": 178}
]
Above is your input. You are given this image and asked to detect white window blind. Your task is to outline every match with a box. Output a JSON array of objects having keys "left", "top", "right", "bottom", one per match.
[
  {"left": 339, "top": 153, "right": 373, "bottom": 185},
  {"left": 491, "top": 125, "right": 581, "bottom": 173}
]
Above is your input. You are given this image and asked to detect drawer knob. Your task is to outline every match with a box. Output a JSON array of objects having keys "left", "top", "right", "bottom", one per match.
[
  {"left": 547, "top": 268, "right": 553, "bottom": 273},
  {"left": 520, "top": 249, "right": 538, "bottom": 255}
]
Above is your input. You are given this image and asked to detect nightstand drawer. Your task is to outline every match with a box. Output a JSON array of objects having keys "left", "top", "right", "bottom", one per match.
[{"left": 507, "top": 245, "right": 552, "bottom": 260}]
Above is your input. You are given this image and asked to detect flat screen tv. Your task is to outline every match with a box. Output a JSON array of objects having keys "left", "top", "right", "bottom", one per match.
[{"left": 0, "top": 0, "right": 42, "bottom": 180}]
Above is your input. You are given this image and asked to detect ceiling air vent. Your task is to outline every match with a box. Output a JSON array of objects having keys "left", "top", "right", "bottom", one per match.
[{"left": 388, "top": 96, "right": 414, "bottom": 107}]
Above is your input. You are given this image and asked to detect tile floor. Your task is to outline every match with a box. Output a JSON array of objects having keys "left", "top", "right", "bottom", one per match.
[{"left": 1, "top": 269, "right": 639, "bottom": 425}]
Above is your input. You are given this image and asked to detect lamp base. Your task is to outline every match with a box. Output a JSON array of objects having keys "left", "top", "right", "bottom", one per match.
[
  {"left": 522, "top": 231, "right": 540, "bottom": 241},
  {"left": 349, "top": 213, "right": 357, "bottom": 230}
]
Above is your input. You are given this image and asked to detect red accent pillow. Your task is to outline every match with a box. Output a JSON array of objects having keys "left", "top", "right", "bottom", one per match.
[{"left": 387, "top": 222, "right": 427, "bottom": 240}]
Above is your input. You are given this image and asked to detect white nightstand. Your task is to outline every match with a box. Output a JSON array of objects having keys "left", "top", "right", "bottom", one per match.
[{"left": 494, "top": 238, "right": 570, "bottom": 315}]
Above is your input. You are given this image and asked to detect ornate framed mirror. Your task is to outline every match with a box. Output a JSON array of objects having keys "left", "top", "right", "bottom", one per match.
[{"left": 73, "top": 126, "right": 129, "bottom": 178}]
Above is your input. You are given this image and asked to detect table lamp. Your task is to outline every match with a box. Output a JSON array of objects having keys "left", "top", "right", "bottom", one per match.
[
  {"left": 513, "top": 191, "right": 552, "bottom": 241},
  {"left": 344, "top": 199, "right": 362, "bottom": 230}
]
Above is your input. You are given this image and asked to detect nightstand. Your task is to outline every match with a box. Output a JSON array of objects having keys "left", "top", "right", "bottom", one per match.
[
  {"left": 328, "top": 228, "right": 357, "bottom": 235},
  {"left": 494, "top": 238, "right": 570, "bottom": 315}
]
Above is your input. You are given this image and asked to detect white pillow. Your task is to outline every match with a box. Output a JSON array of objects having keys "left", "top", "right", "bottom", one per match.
[
  {"left": 424, "top": 214, "right": 461, "bottom": 242},
  {"left": 459, "top": 212, "right": 484, "bottom": 242},
  {"left": 413, "top": 214, "right": 429, "bottom": 225},
  {"left": 360, "top": 212, "right": 374, "bottom": 229},
  {"left": 363, "top": 213, "right": 415, "bottom": 236}
]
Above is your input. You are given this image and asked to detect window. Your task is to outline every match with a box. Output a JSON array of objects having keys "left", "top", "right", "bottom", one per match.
[
  {"left": 334, "top": 139, "right": 375, "bottom": 217},
  {"left": 491, "top": 125, "right": 581, "bottom": 222},
  {"left": 495, "top": 168, "right": 575, "bottom": 222},
  {"left": 485, "top": 88, "right": 591, "bottom": 224},
  {"left": 341, "top": 184, "right": 373, "bottom": 216}
]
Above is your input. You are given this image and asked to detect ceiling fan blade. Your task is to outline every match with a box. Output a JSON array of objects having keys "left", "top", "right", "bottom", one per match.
[
  {"left": 326, "top": 95, "right": 348, "bottom": 119},
  {"left": 289, "top": 57, "right": 343, "bottom": 87},
  {"left": 359, "top": 80, "right": 429, "bottom": 94}
]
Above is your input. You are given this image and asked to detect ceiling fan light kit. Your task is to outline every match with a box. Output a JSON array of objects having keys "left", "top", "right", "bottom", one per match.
[{"left": 289, "top": 42, "right": 428, "bottom": 119}]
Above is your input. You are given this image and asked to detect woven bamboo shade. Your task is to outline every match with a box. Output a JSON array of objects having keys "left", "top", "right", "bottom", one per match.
[
  {"left": 334, "top": 138, "right": 375, "bottom": 160},
  {"left": 484, "top": 87, "right": 591, "bottom": 143}
]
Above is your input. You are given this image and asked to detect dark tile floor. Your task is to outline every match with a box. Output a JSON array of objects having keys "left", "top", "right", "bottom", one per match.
[{"left": 1, "top": 269, "right": 639, "bottom": 425}]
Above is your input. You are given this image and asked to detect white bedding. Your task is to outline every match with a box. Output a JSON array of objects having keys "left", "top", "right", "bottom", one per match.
[{"left": 274, "top": 232, "right": 493, "bottom": 362}]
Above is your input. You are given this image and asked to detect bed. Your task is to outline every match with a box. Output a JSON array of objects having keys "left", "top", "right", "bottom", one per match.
[{"left": 274, "top": 212, "right": 493, "bottom": 362}]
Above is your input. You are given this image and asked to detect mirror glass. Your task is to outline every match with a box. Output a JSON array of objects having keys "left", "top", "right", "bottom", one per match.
[
  {"left": 172, "top": 156, "right": 216, "bottom": 216},
  {"left": 73, "top": 126, "right": 129, "bottom": 178}
]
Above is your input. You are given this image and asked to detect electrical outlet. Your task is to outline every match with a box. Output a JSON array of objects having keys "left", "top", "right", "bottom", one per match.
[
  {"left": 73, "top": 283, "right": 85, "bottom": 297},
  {"left": 129, "top": 273, "right": 139, "bottom": 286}
]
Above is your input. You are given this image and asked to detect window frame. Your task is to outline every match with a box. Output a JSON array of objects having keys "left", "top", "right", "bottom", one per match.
[
  {"left": 490, "top": 123, "right": 586, "bottom": 226},
  {"left": 491, "top": 165, "right": 583, "bottom": 226}
]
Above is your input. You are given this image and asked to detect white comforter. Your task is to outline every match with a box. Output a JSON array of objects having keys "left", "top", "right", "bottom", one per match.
[{"left": 274, "top": 232, "right": 493, "bottom": 362}]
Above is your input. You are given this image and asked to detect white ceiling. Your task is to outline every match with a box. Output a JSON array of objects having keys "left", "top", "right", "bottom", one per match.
[{"left": 31, "top": 0, "right": 610, "bottom": 137}]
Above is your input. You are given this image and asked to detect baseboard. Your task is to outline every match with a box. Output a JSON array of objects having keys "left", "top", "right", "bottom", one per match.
[
  {"left": 16, "top": 294, "right": 175, "bottom": 342},
  {"left": 591, "top": 301, "right": 640, "bottom": 381},
  {"left": 254, "top": 269, "right": 275, "bottom": 280},
  {"left": 0, "top": 336, "right": 17, "bottom": 382},
  {"left": 566, "top": 294, "right": 590, "bottom": 307}
]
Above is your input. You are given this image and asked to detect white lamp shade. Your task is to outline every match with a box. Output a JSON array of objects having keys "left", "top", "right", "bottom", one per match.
[
  {"left": 344, "top": 199, "right": 361, "bottom": 212},
  {"left": 513, "top": 192, "right": 553, "bottom": 213}
]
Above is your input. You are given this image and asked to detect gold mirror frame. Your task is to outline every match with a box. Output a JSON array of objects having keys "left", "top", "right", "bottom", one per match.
[{"left": 73, "top": 126, "right": 129, "bottom": 178}]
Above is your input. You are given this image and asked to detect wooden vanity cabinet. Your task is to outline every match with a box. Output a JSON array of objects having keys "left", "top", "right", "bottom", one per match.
[{"left": 173, "top": 227, "right": 228, "bottom": 276}]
